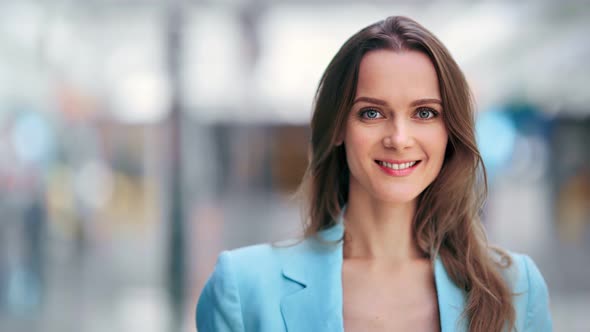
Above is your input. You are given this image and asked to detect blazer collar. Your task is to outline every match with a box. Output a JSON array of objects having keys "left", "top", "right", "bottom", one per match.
[
  {"left": 434, "top": 256, "right": 468, "bottom": 331},
  {"left": 280, "top": 216, "right": 467, "bottom": 332},
  {"left": 280, "top": 222, "right": 345, "bottom": 331}
]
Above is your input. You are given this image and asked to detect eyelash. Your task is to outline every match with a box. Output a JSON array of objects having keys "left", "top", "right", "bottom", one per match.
[
  {"left": 415, "top": 107, "right": 439, "bottom": 119},
  {"left": 358, "top": 108, "right": 383, "bottom": 119},
  {"left": 358, "top": 107, "right": 440, "bottom": 120}
]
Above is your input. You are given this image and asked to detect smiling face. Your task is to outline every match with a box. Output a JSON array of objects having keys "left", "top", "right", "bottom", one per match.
[{"left": 342, "top": 49, "right": 448, "bottom": 205}]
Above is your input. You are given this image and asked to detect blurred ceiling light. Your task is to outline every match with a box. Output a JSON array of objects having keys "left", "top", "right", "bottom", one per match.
[
  {"left": 253, "top": 5, "right": 389, "bottom": 123},
  {"left": 183, "top": 8, "right": 245, "bottom": 117},
  {"left": 46, "top": 17, "right": 75, "bottom": 67},
  {"left": 105, "top": 46, "right": 158, "bottom": 84},
  {"left": 514, "top": 25, "right": 590, "bottom": 114},
  {"left": 0, "top": 1, "right": 43, "bottom": 52},
  {"left": 437, "top": 3, "right": 520, "bottom": 65},
  {"left": 110, "top": 71, "right": 171, "bottom": 124}
]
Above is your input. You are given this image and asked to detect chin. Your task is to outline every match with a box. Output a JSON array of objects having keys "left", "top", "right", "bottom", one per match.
[{"left": 372, "top": 188, "right": 422, "bottom": 205}]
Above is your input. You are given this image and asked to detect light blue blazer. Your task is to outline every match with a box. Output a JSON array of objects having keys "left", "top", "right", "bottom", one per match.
[{"left": 196, "top": 222, "right": 552, "bottom": 331}]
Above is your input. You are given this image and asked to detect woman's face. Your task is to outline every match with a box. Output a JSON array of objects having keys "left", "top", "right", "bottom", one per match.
[{"left": 342, "top": 49, "right": 448, "bottom": 204}]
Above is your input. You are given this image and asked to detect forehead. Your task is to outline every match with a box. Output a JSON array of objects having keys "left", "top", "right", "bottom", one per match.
[{"left": 355, "top": 49, "right": 440, "bottom": 100}]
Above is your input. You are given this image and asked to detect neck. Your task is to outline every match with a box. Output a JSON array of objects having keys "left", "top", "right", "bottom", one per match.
[{"left": 343, "top": 189, "right": 425, "bottom": 263}]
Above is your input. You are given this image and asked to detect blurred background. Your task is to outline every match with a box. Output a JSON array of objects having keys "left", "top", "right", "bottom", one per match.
[{"left": 0, "top": 0, "right": 588, "bottom": 331}]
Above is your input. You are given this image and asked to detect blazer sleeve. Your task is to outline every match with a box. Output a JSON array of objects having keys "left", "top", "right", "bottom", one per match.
[
  {"left": 522, "top": 255, "right": 553, "bottom": 332},
  {"left": 196, "top": 251, "right": 245, "bottom": 332}
]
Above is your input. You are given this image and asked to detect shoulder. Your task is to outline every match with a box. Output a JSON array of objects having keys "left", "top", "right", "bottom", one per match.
[
  {"left": 203, "top": 235, "right": 334, "bottom": 285},
  {"left": 497, "top": 250, "right": 553, "bottom": 332},
  {"left": 200, "top": 242, "right": 289, "bottom": 296},
  {"left": 196, "top": 238, "right": 322, "bottom": 331},
  {"left": 506, "top": 252, "right": 549, "bottom": 290},
  {"left": 221, "top": 243, "right": 283, "bottom": 272},
  {"left": 195, "top": 243, "right": 284, "bottom": 331},
  {"left": 214, "top": 238, "right": 313, "bottom": 274}
]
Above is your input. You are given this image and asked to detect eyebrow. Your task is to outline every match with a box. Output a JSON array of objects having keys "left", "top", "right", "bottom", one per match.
[{"left": 353, "top": 96, "right": 442, "bottom": 107}]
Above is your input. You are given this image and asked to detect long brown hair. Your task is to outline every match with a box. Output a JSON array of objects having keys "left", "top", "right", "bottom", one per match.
[{"left": 299, "top": 16, "right": 516, "bottom": 332}]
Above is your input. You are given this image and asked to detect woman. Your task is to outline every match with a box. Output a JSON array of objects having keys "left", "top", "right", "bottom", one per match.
[{"left": 196, "top": 16, "right": 552, "bottom": 332}]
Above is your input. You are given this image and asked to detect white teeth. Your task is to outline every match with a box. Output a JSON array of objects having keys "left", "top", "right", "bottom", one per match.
[{"left": 380, "top": 161, "right": 417, "bottom": 170}]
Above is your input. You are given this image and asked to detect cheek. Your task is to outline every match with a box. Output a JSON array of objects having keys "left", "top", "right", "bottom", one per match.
[
  {"left": 343, "top": 124, "right": 375, "bottom": 174},
  {"left": 344, "top": 124, "right": 377, "bottom": 159},
  {"left": 346, "top": 131, "right": 368, "bottom": 151},
  {"left": 429, "top": 132, "right": 449, "bottom": 175},
  {"left": 425, "top": 125, "right": 448, "bottom": 158}
]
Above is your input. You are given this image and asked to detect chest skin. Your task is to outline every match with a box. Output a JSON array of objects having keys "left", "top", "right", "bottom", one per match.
[{"left": 342, "top": 258, "right": 441, "bottom": 332}]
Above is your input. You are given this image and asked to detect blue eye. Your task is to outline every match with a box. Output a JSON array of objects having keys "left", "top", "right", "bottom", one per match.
[
  {"left": 416, "top": 108, "right": 438, "bottom": 119},
  {"left": 360, "top": 109, "right": 382, "bottom": 119}
]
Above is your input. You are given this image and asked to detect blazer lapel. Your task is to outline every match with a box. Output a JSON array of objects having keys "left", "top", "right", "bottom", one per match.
[
  {"left": 279, "top": 219, "right": 468, "bottom": 332},
  {"left": 280, "top": 223, "right": 345, "bottom": 332},
  {"left": 434, "top": 256, "right": 468, "bottom": 332}
]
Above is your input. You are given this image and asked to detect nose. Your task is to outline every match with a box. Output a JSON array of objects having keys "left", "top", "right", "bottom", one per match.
[{"left": 383, "top": 118, "right": 412, "bottom": 150}]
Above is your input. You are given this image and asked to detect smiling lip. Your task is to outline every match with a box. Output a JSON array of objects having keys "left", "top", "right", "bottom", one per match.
[{"left": 375, "top": 159, "right": 421, "bottom": 177}]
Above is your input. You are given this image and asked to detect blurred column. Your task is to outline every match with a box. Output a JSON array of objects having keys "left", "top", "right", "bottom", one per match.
[{"left": 165, "top": 0, "right": 186, "bottom": 331}]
